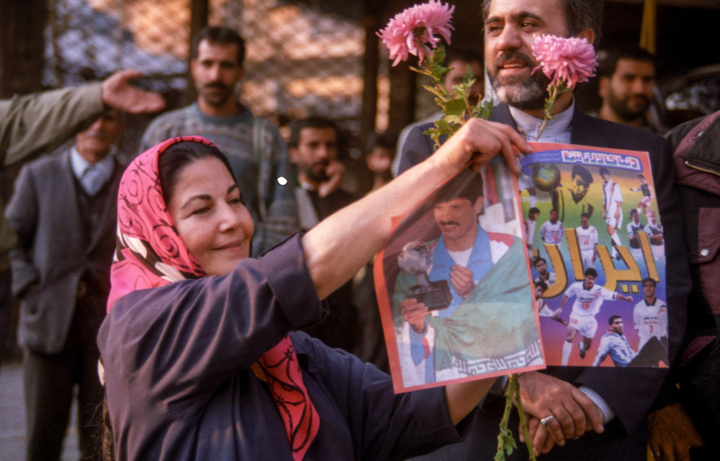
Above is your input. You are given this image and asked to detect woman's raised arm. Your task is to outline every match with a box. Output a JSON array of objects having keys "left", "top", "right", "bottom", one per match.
[{"left": 302, "top": 117, "right": 531, "bottom": 300}]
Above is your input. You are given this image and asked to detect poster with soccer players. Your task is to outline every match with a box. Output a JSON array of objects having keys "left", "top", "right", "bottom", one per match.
[
  {"left": 520, "top": 142, "right": 668, "bottom": 369},
  {"left": 374, "top": 164, "right": 545, "bottom": 393}
]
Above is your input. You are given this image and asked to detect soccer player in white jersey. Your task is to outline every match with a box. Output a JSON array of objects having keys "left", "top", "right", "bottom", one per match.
[
  {"left": 630, "top": 174, "right": 653, "bottom": 216},
  {"left": 533, "top": 257, "right": 556, "bottom": 286},
  {"left": 576, "top": 212, "right": 598, "bottom": 270},
  {"left": 524, "top": 207, "right": 540, "bottom": 258},
  {"left": 626, "top": 209, "right": 645, "bottom": 260},
  {"left": 633, "top": 277, "right": 668, "bottom": 350},
  {"left": 646, "top": 210, "right": 665, "bottom": 262},
  {"left": 540, "top": 208, "right": 564, "bottom": 247},
  {"left": 600, "top": 167, "right": 624, "bottom": 259},
  {"left": 555, "top": 268, "right": 633, "bottom": 365}
]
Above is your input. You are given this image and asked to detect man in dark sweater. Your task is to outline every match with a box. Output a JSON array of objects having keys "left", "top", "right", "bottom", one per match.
[
  {"left": 288, "top": 116, "right": 362, "bottom": 355},
  {"left": 6, "top": 109, "right": 126, "bottom": 461}
]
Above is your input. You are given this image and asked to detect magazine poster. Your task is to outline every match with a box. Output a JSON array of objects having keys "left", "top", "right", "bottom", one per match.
[
  {"left": 520, "top": 142, "right": 669, "bottom": 369},
  {"left": 375, "top": 163, "right": 546, "bottom": 393}
]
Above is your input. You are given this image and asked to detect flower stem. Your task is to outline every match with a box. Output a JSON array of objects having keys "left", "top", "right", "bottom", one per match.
[{"left": 513, "top": 375, "right": 537, "bottom": 461}]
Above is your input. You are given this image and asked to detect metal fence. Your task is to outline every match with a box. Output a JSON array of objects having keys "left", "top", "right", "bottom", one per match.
[{"left": 43, "top": 0, "right": 373, "bottom": 157}]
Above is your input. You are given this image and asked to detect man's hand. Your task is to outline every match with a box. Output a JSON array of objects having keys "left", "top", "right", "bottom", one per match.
[
  {"left": 515, "top": 372, "right": 604, "bottom": 451},
  {"left": 317, "top": 160, "right": 346, "bottom": 198},
  {"left": 431, "top": 118, "right": 532, "bottom": 177},
  {"left": 614, "top": 209, "right": 620, "bottom": 219},
  {"left": 450, "top": 265, "right": 475, "bottom": 299},
  {"left": 648, "top": 403, "right": 704, "bottom": 461},
  {"left": 601, "top": 209, "right": 606, "bottom": 219},
  {"left": 101, "top": 69, "right": 166, "bottom": 114},
  {"left": 400, "top": 298, "right": 430, "bottom": 333}
]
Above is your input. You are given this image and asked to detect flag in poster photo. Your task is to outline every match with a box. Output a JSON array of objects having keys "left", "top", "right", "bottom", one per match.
[
  {"left": 374, "top": 162, "right": 546, "bottom": 393},
  {"left": 521, "top": 142, "right": 668, "bottom": 369}
]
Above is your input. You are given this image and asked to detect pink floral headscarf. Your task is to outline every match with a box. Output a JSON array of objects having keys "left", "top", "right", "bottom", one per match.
[{"left": 107, "top": 136, "right": 319, "bottom": 460}]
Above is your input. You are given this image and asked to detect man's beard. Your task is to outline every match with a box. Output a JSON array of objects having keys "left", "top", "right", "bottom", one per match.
[
  {"left": 198, "top": 82, "right": 234, "bottom": 107},
  {"left": 607, "top": 90, "right": 650, "bottom": 121},
  {"left": 488, "top": 52, "right": 551, "bottom": 111},
  {"left": 301, "top": 161, "right": 330, "bottom": 183}
]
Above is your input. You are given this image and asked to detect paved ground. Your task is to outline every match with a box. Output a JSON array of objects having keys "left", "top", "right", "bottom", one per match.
[{"left": 0, "top": 361, "right": 80, "bottom": 461}]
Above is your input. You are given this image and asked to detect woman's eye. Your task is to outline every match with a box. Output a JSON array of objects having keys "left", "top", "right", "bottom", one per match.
[{"left": 191, "top": 207, "right": 210, "bottom": 216}]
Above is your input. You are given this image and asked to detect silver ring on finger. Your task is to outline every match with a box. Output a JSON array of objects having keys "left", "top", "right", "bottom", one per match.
[{"left": 540, "top": 415, "right": 555, "bottom": 427}]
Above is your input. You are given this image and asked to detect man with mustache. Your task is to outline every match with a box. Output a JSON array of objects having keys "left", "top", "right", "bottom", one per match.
[
  {"left": 288, "top": 116, "right": 362, "bottom": 355},
  {"left": 6, "top": 109, "right": 126, "bottom": 461},
  {"left": 140, "top": 26, "right": 298, "bottom": 256},
  {"left": 399, "top": 1, "right": 689, "bottom": 459},
  {"left": 597, "top": 48, "right": 665, "bottom": 134}
]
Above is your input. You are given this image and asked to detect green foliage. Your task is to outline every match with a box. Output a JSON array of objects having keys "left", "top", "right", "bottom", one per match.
[{"left": 413, "top": 46, "right": 494, "bottom": 151}]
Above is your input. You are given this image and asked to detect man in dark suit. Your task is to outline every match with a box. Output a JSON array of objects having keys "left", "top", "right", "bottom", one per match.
[
  {"left": 400, "top": 1, "right": 690, "bottom": 459},
  {"left": 288, "top": 116, "right": 362, "bottom": 356},
  {"left": 6, "top": 109, "right": 126, "bottom": 461}
]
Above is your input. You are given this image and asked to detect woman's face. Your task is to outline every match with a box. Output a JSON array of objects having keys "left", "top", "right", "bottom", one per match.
[{"left": 167, "top": 157, "right": 254, "bottom": 276}]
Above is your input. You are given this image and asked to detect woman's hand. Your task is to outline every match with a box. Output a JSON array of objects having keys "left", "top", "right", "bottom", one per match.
[{"left": 430, "top": 118, "right": 532, "bottom": 179}]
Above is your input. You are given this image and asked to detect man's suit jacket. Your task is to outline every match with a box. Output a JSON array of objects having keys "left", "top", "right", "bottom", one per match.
[
  {"left": 6, "top": 148, "right": 123, "bottom": 355},
  {"left": 400, "top": 104, "right": 691, "bottom": 460}
]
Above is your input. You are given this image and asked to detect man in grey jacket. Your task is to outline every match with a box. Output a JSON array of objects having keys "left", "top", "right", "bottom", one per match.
[{"left": 0, "top": 71, "right": 163, "bottom": 375}]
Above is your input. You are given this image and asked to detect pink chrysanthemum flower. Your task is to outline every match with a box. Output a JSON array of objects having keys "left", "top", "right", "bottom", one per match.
[
  {"left": 531, "top": 35, "right": 597, "bottom": 90},
  {"left": 377, "top": 1, "right": 454, "bottom": 66}
]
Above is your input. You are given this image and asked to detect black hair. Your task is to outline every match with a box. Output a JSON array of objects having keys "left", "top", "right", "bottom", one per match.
[
  {"left": 638, "top": 174, "right": 645, "bottom": 180},
  {"left": 581, "top": 212, "right": 590, "bottom": 218},
  {"left": 535, "top": 280, "right": 548, "bottom": 292},
  {"left": 599, "top": 167, "right": 610, "bottom": 178},
  {"left": 597, "top": 47, "right": 655, "bottom": 80},
  {"left": 585, "top": 267, "right": 598, "bottom": 277},
  {"left": 608, "top": 314, "right": 622, "bottom": 325},
  {"left": 482, "top": 0, "right": 604, "bottom": 45},
  {"left": 550, "top": 208, "right": 559, "bottom": 215},
  {"left": 641, "top": 277, "right": 657, "bottom": 288},
  {"left": 192, "top": 26, "right": 246, "bottom": 66},
  {"left": 571, "top": 165, "right": 594, "bottom": 184},
  {"left": 529, "top": 207, "right": 540, "bottom": 215},
  {"left": 434, "top": 169, "right": 484, "bottom": 206},
  {"left": 159, "top": 141, "right": 238, "bottom": 206},
  {"left": 367, "top": 130, "right": 399, "bottom": 155},
  {"left": 288, "top": 116, "right": 339, "bottom": 149},
  {"left": 630, "top": 208, "right": 638, "bottom": 216},
  {"left": 533, "top": 257, "right": 547, "bottom": 267}
]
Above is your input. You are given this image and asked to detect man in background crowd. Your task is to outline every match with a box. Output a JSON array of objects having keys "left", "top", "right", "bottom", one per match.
[
  {"left": 0, "top": 70, "right": 163, "bottom": 374},
  {"left": 392, "top": 46, "right": 484, "bottom": 176},
  {"left": 140, "top": 26, "right": 297, "bottom": 256},
  {"left": 7, "top": 109, "right": 126, "bottom": 461},
  {"left": 288, "top": 116, "right": 361, "bottom": 356},
  {"left": 597, "top": 47, "right": 666, "bottom": 134}
]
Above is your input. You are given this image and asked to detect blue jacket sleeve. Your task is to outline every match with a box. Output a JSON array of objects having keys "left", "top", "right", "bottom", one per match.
[{"left": 292, "top": 332, "right": 464, "bottom": 461}]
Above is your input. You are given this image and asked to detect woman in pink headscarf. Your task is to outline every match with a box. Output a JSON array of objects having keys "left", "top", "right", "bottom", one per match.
[{"left": 98, "top": 118, "right": 530, "bottom": 461}]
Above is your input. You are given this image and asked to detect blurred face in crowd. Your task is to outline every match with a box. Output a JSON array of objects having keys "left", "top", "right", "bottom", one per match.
[
  {"left": 75, "top": 110, "right": 125, "bottom": 164},
  {"left": 484, "top": 0, "right": 593, "bottom": 111},
  {"left": 444, "top": 59, "right": 484, "bottom": 104},
  {"left": 366, "top": 146, "right": 394, "bottom": 175},
  {"left": 434, "top": 197, "right": 483, "bottom": 251},
  {"left": 168, "top": 157, "right": 254, "bottom": 276},
  {"left": 600, "top": 58, "right": 656, "bottom": 121},
  {"left": 191, "top": 39, "right": 245, "bottom": 113},
  {"left": 648, "top": 210, "right": 657, "bottom": 223},
  {"left": 290, "top": 127, "right": 338, "bottom": 183}
]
